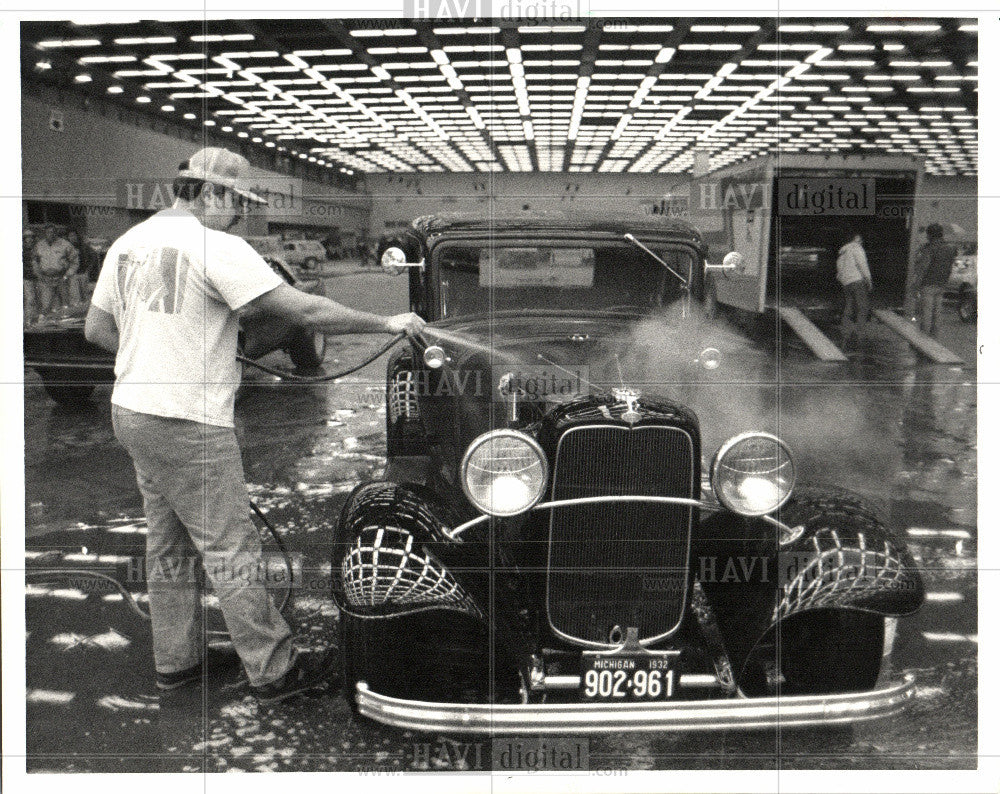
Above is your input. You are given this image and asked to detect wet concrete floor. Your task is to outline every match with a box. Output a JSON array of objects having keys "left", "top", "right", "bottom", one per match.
[{"left": 22, "top": 271, "right": 977, "bottom": 771}]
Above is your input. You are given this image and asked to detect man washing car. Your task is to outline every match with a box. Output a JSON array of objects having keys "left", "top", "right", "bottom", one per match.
[{"left": 84, "top": 147, "right": 424, "bottom": 702}]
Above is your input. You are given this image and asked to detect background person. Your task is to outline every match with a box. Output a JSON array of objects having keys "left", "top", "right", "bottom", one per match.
[
  {"left": 912, "top": 223, "right": 958, "bottom": 338},
  {"left": 78, "top": 235, "right": 102, "bottom": 282},
  {"left": 32, "top": 224, "right": 77, "bottom": 316},
  {"left": 62, "top": 230, "right": 85, "bottom": 305},
  {"left": 84, "top": 147, "right": 424, "bottom": 703},
  {"left": 23, "top": 229, "right": 38, "bottom": 323},
  {"left": 836, "top": 231, "right": 872, "bottom": 339}
]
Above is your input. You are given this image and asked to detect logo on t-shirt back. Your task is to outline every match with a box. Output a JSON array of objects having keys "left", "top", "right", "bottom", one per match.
[{"left": 116, "top": 247, "right": 190, "bottom": 315}]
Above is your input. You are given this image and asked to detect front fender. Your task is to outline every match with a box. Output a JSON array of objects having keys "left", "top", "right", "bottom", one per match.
[
  {"left": 694, "top": 486, "right": 923, "bottom": 689},
  {"left": 332, "top": 481, "right": 488, "bottom": 621}
]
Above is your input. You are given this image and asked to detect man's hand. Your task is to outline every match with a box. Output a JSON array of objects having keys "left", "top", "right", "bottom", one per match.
[
  {"left": 386, "top": 312, "right": 426, "bottom": 336},
  {"left": 247, "top": 283, "right": 427, "bottom": 336}
]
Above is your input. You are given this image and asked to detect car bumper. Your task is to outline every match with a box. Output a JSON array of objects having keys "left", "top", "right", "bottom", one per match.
[{"left": 355, "top": 674, "right": 916, "bottom": 734}]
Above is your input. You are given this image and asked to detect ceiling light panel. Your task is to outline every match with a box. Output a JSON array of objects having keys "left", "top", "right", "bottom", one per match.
[{"left": 27, "top": 18, "right": 975, "bottom": 175}]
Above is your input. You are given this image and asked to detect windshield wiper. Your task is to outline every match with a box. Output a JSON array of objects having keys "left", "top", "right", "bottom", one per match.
[{"left": 623, "top": 233, "right": 690, "bottom": 291}]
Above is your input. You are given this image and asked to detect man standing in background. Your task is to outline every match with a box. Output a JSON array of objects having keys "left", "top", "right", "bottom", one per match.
[
  {"left": 912, "top": 223, "right": 957, "bottom": 338},
  {"left": 836, "top": 231, "right": 872, "bottom": 341},
  {"left": 23, "top": 228, "right": 38, "bottom": 323},
  {"left": 32, "top": 223, "right": 77, "bottom": 315}
]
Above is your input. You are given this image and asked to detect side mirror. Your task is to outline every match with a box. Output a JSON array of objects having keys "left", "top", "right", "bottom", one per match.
[{"left": 381, "top": 246, "right": 424, "bottom": 276}]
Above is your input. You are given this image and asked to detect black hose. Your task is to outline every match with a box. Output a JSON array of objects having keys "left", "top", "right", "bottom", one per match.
[
  {"left": 249, "top": 499, "right": 293, "bottom": 615},
  {"left": 237, "top": 332, "right": 406, "bottom": 382},
  {"left": 236, "top": 332, "right": 410, "bottom": 616},
  {"left": 25, "top": 568, "right": 153, "bottom": 620},
  {"left": 27, "top": 503, "right": 298, "bottom": 622}
]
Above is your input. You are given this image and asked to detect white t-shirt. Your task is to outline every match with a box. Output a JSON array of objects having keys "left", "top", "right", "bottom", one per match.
[{"left": 90, "top": 209, "right": 284, "bottom": 427}]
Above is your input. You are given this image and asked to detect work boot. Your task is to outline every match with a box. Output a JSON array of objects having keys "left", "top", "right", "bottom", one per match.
[
  {"left": 250, "top": 654, "right": 328, "bottom": 704},
  {"left": 156, "top": 662, "right": 203, "bottom": 691}
]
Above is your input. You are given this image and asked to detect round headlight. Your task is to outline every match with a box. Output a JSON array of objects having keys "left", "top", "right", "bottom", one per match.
[
  {"left": 423, "top": 345, "right": 446, "bottom": 369},
  {"left": 460, "top": 430, "right": 548, "bottom": 517},
  {"left": 710, "top": 432, "right": 795, "bottom": 517}
]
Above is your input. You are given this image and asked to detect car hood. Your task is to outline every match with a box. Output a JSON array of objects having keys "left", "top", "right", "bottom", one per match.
[{"left": 420, "top": 309, "right": 746, "bottom": 396}]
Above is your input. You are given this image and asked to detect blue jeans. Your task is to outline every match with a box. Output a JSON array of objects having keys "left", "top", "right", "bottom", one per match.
[
  {"left": 841, "top": 280, "right": 870, "bottom": 335},
  {"left": 112, "top": 406, "right": 294, "bottom": 686},
  {"left": 918, "top": 285, "right": 945, "bottom": 337}
]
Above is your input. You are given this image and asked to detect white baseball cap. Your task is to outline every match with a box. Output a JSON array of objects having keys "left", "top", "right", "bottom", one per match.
[{"left": 178, "top": 147, "right": 267, "bottom": 205}]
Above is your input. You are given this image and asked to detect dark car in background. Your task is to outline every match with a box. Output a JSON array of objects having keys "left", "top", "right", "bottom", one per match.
[
  {"left": 24, "top": 256, "right": 327, "bottom": 406},
  {"left": 332, "top": 211, "right": 924, "bottom": 735}
]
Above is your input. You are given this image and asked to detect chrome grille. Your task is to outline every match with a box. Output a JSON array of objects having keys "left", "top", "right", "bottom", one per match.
[{"left": 546, "top": 424, "right": 696, "bottom": 647}]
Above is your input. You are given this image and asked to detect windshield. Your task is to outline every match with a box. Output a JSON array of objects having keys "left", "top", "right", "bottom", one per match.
[{"left": 434, "top": 241, "right": 696, "bottom": 317}]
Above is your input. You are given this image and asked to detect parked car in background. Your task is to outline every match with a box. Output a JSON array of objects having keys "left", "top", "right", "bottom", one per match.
[
  {"left": 24, "top": 256, "right": 327, "bottom": 407},
  {"left": 245, "top": 235, "right": 284, "bottom": 261},
  {"left": 321, "top": 232, "right": 342, "bottom": 260},
  {"left": 279, "top": 239, "right": 328, "bottom": 273},
  {"left": 945, "top": 240, "right": 977, "bottom": 323},
  {"left": 332, "top": 210, "right": 924, "bottom": 735}
]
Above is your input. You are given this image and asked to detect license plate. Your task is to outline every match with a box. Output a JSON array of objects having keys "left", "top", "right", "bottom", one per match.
[{"left": 580, "top": 651, "right": 679, "bottom": 701}]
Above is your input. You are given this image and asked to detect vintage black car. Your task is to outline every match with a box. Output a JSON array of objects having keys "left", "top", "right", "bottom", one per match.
[
  {"left": 332, "top": 211, "right": 924, "bottom": 734},
  {"left": 23, "top": 256, "right": 327, "bottom": 406}
]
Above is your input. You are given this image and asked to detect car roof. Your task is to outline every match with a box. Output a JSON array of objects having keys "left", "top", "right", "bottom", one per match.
[{"left": 409, "top": 210, "right": 703, "bottom": 243}]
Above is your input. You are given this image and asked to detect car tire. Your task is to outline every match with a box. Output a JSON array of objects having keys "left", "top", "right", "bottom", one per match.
[
  {"left": 39, "top": 372, "right": 95, "bottom": 407},
  {"left": 339, "top": 611, "right": 390, "bottom": 717},
  {"left": 340, "top": 609, "right": 515, "bottom": 718},
  {"left": 288, "top": 330, "right": 327, "bottom": 369},
  {"left": 773, "top": 608, "right": 885, "bottom": 695}
]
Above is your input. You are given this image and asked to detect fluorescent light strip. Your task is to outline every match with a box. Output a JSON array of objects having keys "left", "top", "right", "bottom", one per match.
[
  {"left": 868, "top": 24, "right": 941, "bottom": 32},
  {"left": 602, "top": 24, "right": 674, "bottom": 32},
  {"left": 689, "top": 25, "right": 760, "bottom": 32},
  {"left": 38, "top": 38, "right": 101, "bottom": 48},
  {"left": 779, "top": 24, "right": 849, "bottom": 32},
  {"left": 518, "top": 25, "right": 586, "bottom": 34},
  {"left": 433, "top": 27, "right": 501, "bottom": 35},
  {"left": 191, "top": 34, "right": 254, "bottom": 42},
  {"left": 114, "top": 36, "right": 175, "bottom": 45},
  {"left": 79, "top": 55, "right": 137, "bottom": 64}
]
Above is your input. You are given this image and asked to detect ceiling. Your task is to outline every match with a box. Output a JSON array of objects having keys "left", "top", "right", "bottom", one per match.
[{"left": 22, "top": 18, "right": 978, "bottom": 176}]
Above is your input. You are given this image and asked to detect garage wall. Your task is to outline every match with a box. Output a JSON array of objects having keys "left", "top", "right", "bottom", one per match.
[
  {"left": 21, "top": 91, "right": 370, "bottom": 241},
  {"left": 915, "top": 176, "right": 978, "bottom": 241},
  {"left": 366, "top": 172, "right": 689, "bottom": 237},
  {"left": 367, "top": 171, "right": 978, "bottom": 248}
]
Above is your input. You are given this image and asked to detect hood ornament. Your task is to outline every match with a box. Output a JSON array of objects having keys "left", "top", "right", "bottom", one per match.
[{"left": 611, "top": 386, "right": 643, "bottom": 425}]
